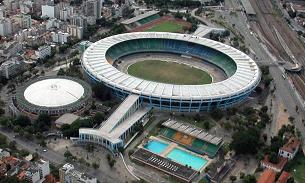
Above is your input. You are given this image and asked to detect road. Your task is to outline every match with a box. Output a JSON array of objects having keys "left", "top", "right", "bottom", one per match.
[
  {"left": 0, "top": 128, "right": 127, "bottom": 183},
  {"left": 222, "top": 0, "right": 305, "bottom": 142}
]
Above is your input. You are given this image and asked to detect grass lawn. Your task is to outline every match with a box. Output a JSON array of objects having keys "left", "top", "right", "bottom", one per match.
[
  {"left": 128, "top": 60, "right": 212, "bottom": 85},
  {"left": 145, "top": 21, "right": 183, "bottom": 32},
  {"left": 291, "top": 153, "right": 305, "bottom": 182}
]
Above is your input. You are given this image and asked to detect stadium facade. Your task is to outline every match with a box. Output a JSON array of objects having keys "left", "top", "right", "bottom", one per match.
[
  {"left": 10, "top": 76, "right": 92, "bottom": 118},
  {"left": 82, "top": 32, "right": 261, "bottom": 112}
]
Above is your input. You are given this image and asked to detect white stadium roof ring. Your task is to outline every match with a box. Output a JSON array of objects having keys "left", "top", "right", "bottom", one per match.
[{"left": 82, "top": 32, "right": 261, "bottom": 111}]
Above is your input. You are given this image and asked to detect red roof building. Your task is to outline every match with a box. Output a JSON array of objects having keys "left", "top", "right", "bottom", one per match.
[
  {"left": 276, "top": 171, "right": 291, "bottom": 183},
  {"left": 261, "top": 155, "right": 288, "bottom": 172},
  {"left": 257, "top": 169, "right": 276, "bottom": 183},
  {"left": 0, "top": 160, "right": 7, "bottom": 176}
]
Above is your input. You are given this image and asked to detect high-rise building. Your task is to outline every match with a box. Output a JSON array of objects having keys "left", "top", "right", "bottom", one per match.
[
  {"left": 0, "top": 6, "right": 5, "bottom": 19},
  {"left": 20, "top": 13, "right": 32, "bottom": 29},
  {"left": 51, "top": 31, "right": 69, "bottom": 44},
  {"left": 70, "top": 14, "right": 87, "bottom": 27},
  {"left": 0, "top": 18, "right": 12, "bottom": 36},
  {"left": 20, "top": 0, "right": 34, "bottom": 14},
  {"left": 83, "top": 0, "right": 101, "bottom": 20},
  {"left": 41, "top": 4, "right": 56, "bottom": 18},
  {"left": 59, "top": 6, "right": 73, "bottom": 21},
  {"left": 67, "top": 25, "right": 83, "bottom": 39}
]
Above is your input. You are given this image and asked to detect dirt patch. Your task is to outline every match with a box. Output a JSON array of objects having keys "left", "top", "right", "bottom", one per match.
[{"left": 275, "top": 102, "right": 290, "bottom": 134}]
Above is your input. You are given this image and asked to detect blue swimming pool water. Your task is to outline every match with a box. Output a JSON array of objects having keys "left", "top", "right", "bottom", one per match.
[
  {"left": 144, "top": 140, "right": 169, "bottom": 154},
  {"left": 166, "top": 148, "right": 208, "bottom": 171}
]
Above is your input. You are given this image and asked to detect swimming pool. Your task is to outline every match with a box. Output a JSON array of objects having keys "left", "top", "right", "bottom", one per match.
[
  {"left": 144, "top": 140, "right": 169, "bottom": 154},
  {"left": 166, "top": 148, "right": 208, "bottom": 171}
]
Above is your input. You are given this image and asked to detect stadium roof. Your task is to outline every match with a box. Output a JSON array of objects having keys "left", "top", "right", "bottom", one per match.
[
  {"left": 24, "top": 78, "right": 85, "bottom": 107},
  {"left": 121, "top": 10, "right": 159, "bottom": 25},
  {"left": 82, "top": 32, "right": 260, "bottom": 100}
]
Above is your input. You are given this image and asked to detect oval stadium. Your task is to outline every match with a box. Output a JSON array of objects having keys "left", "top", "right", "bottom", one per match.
[
  {"left": 82, "top": 32, "right": 261, "bottom": 112},
  {"left": 10, "top": 76, "right": 92, "bottom": 118}
]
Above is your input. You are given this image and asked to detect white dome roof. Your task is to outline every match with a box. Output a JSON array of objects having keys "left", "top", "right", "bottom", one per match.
[{"left": 24, "top": 78, "right": 85, "bottom": 107}]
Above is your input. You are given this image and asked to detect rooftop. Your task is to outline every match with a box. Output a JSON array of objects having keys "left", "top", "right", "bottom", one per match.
[
  {"left": 24, "top": 78, "right": 85, "bottom": 107},
  {"left": 132, "top": 148, "right": 198, "bottom": 182},
  {"left": 276, "top": 171, "right": 290, "bottom": 183},
  {"left": 257, "top": 169, "right": 276, "bottom": 183},
  {"left": 82, "top": 32, "right": 260, "bottom": 100},
  {"left": 162, "top": 119, "right": 222, "bottom": 145},
  {"left": 280, "top": 137, "right": 300, "bottom": 153},
  {"left": 121, "top": 10, "right": 159, "bottom": 24},
  {"left": 55, "top": 113, "right": 80, "bottom": 126},
  {"left": 261, "top": 155, "right": 288, "bottom": 171}
]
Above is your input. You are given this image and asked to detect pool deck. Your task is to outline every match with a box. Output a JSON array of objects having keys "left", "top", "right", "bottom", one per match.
[{"left": 132, "top": 148, "right": 199, "bottom": 183}]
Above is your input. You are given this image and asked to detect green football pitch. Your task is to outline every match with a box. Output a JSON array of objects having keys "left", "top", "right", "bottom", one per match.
[
  {"left": 145, "top": 21, "right": 183, "bottom": 32},
  {"left": 127, "top": 60, "right": 212, "bottom": 85}
]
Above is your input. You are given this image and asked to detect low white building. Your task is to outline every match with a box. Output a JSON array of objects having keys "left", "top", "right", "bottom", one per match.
[
  {"left": 25, "top": 159, "right": 50, "bottom": 183},
  {"left": 59, "top": 163, "right": 97, "bottom": 183},
  {"left": 36, "top": 159, "right": 50, "bottom": 179},
  {"left": 35, "top": 45, "right": 51, "bottom": 59},
  {"left": 0, "top": 149, "right": 10, "bottom": 159},
  {"left": 0, "top": 41, "right": 22, "bottom": 58},
  {"left": 25, "top": 168, "right": 41, "bottom": 183},
  {"left": 278, "top": 137, "right": 300, "bottom": 160},
  {"left": 0, "top": 57, "right": 25, "bottom": 79}
]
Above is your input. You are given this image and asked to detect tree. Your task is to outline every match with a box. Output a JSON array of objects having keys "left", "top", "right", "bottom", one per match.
[
  {"left": 92, "top": 84, "right": 112, "bottom": 101},
  {"left": 0, "top": 108, "right": 5, "bottom": 116},
  {"left": 85, "top": 144, "right": 95, "bottom": 152},
  {"left": 203, "top": 121, "right": 210, "bottom": 130},
  {"left": 0, "top": 176, "right": 28, "bottom": 183},
  {"left": 57, "top": 68, "right": 66, "bottom": 76},
  {"left": 0, "top": 134, "right": 7, "bottom": 148},
  {"left": 92, "top": 162, "right": 100, "bottom": 169},
  {"left": 13, "top": 115, "right": 31, "bottom": 127},
  {"left": 7, "top": 83, "right": 16, "bottom": 91},
  {"left": 0, "top": 117, "right": 12, "bottom": 129},
  {"left": 92, "top": 112, "right": 105, "bottom": 125},
  {"left": 287, "top": 177, "right": 295, "bottom": 183},
  {"left": 230, "top": 175, "right": 237, "bottom": 182},
  {"left": 230, "top": 128, "right": 260, "bottom": 154},
  {"left": 174, "top": 12, "right": 183, "bottom": 19},
  {"left": 35, "top": 114, "right": 51, "bottom": 132},
  {"left": 8, "top": 141, "right": 17, "bottom": 150},
  {"left": 109, "top": 159, "right": 116, "bottom": 168},
  {"left": 210, "top": 108, "right": 224, "bottom": 121},
  {"left": 243, "top": 174, "right": 256, "bottom": 183},
  {"left": 64, "top": 150, "right": 73, "bottom": 159}
]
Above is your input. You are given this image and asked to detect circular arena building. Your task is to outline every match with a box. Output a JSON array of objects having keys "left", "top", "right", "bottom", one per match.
[
  {"left": 11, "top": 76, "right": 92, "bottom": 117},
  {"left": 82, "top": 32, "right": 261, "bottom": 112}
]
